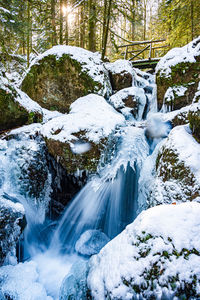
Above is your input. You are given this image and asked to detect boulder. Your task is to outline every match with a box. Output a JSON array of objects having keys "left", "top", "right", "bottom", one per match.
[
  {"left": 88, "top": 202, "right": 200, "bottom": 300},
  {"left": 156, "top": 37, "right": 200, "bottom": 111},
  {"left": 105, "top": 60, "right": 134, "bottom": 91},
  {"left": 0, "top": 75, "right": 43, "bottom": 132},
  {"left": 149, "top": 125, "right": 200, "bottom": 206},
  {"left": 21, "top": 46, "right": 112, "bottom": 113},
  {"left": 41, "top": 94, "right": 125, "bottom": 176},
  {"left": 188, "top": 109, "right": 200, "bottom": 143},
  {"left": 75, "top": 230, "right": 110, "bottom": 257},
  {"left": 0, "top": 197, "right": 25, "bottom": 266},
  {"left": 109, "top": 87, "right": 147, "bottom": 120}
]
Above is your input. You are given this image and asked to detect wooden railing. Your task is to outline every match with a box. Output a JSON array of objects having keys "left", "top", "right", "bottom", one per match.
[{"left": 117, "top": 39, "right": 167, "bottom": 61}]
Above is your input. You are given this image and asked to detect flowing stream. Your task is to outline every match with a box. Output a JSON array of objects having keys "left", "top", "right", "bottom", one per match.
[{"left": 0, "top": 71, "right": 172, "bottom": 299}]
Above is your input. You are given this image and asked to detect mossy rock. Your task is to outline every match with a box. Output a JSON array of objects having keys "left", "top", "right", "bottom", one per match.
[
  {"left": 188, "top": 109, "right": 200, "bottom": 143},
  {"left": 0, "top": 87, "right": 42, "bottom": 132},
  {"left": 153, "top": 130, "right": 200, "bottom": 203},
  {"left": 21, "top": 47, "right": 112, "bottom": 113},
  {"left": 44, "top": 134, "right": 107, "bottom": 176},
  {"left": 156, "top": 59, "right": 200, "bottom": 111}
]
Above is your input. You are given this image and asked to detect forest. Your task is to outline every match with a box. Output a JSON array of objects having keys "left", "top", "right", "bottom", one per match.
[{"left": 1, "top": 0, "right": 200, "bottom": 64}]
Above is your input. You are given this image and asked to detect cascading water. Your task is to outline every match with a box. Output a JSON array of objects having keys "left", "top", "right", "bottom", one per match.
[{"left": 0, "top": 69, "right": 172, "bottom": 300}]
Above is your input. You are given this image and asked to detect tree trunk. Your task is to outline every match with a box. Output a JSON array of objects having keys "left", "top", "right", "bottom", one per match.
[
  {"left": 60, "top": 0, "right": 63, "bottom": 44},
  {"left": 27, "top": 0, "right": 31, "bottom": 67},
  {"left": 88, "top": 0, "right": 96, "bottom": 52},
  {"left": 131, "top": 0, "right": 135, "bottom": 41},
  {"left": 191, "top": 0, "right": 194, "bottom": 40},
  {"left": 64, "top": 0, "right": 69, "bottom": 45},
  {"left": 101, "top": 0, "right": 112, "bottom": 61},
  {"left": 51, "top": 0, "right": 57, "bottom": 46},
  {"left": 80, "top": 1, "right": 85, "bottom": 48},
  {"left": 143, "top": 0, "right": 147, "bottom": 41}
]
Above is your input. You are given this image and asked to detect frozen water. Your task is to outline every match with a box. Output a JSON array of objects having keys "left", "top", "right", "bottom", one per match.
[{"left": 75, "top": 230, "right": 110, "bottom": 256}]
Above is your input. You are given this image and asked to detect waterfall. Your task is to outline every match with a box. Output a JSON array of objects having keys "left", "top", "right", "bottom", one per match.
[
  {"left": 49, "top": 126, "right": 149, "bottom": 254},
  {"left": 0, "top": 69, "right": 170, "bottom": 300}
]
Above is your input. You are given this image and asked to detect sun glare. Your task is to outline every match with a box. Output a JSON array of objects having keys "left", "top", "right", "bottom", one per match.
[{"left": 62, "top": 5, "right": 74, "bottom": 24}]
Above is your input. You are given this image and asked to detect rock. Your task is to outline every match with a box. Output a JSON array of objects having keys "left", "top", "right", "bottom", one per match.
[
  {"left": 0, "top": 261, "right": 51, "bottom": 300},
  {"left": 156, "top": 37, "right": 200, "bottom": 111},
  {"left": 109, "top": 87, "right": 147, "bottom": 120},
  {"left": 59, "top": 259, "right": 90, "bottom": 300},
  {"left": 149, "top": 125, "right": 200, "bottom": 206},
  {"left": 188, "top": 109, "right": 200, "bottom": 143},
  {"left": 0, "top": 75, "right": 43, "bottom": 132},
  {"left": 41, "top": 94, "right": 125, "bottom": 176},
  {"left": 21, "top": 46, "right": 112, "bottom": 113},
  {"left": 88, "top": 202, "right": 200, "bottom": 300},
  {"left": 75, "top": 230, "right": 110, "bottom": 256},
  {"left": 105, "top": 60, "right": 134, "bottom": 91},
  {"left": 0, "top": 197, "right": 25, "bottom": 266}
]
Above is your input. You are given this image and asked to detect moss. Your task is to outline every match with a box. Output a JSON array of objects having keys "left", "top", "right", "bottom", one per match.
[
  {"left": 156, "top": 145, "right": 200, "bottom": 201},
  {"left": 188, "top": 110, "right": 200, "bottom": 143},
  {"left": 21, "top": 54, "right": 104, "bottom": 113},
  {"left": 156, "top": 60, "right": 200, "bottom": 110},
  {"left": 0, "top": 87, "right": 42, "bottom": 132},
  {"left": 44, "top": 133, "right": 107, "bottom": 175}
]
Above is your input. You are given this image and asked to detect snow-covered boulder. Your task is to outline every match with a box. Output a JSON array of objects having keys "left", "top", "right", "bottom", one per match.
[
  {"left": 0, "top": 261, "right": 51, "bottom": 300},
  {"left": 105, "top": 60, "right": 134, "bottom": 91},
  {"left": 156, "top": 37, "right": 200, "bottom": 111},
  {"left": 75, "top": 230, "right": 110, "bottom": 257},
  {"left": 0, "top": 75, "right": 42, "bottom": 132},
  {"left": 42, "top": 94, "right": 125, "bottom": 176},
  {"left": 88, "top": 202, "right": 200, "bottom": 300},
  {"left": 0, "top": 198, "right": 25, "bottom": 266},
  {"left": 109, "top": 87, "right": 147, "bottom": 120},
  {"left": 149, "top": 125, "right": 200, "bottom": 206},
  {"left": 21, "top": 46, "right": 112, "bottom": 113}
]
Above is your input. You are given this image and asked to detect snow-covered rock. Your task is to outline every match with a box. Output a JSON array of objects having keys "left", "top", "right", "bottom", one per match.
[
  {"left": 149, "top": 124, "right": 200, "bottom": 206},
  {"left": 42, "top": 94, "right": 125, "bottom": 175},
  {"left": 105, "top": 60, "right": 134, "bottom": 91},
  {"left": 109, "top": 87, "right": 147, "bottom": 120},
  {"left": 156, "top": 37, "right": 200, "bottom": 110},
  {"left": 75, "top": 230, "right": 110, "bottom": 256},
  {"left": 0, "top": 197, "right": 25, "bottom": 266},
  {"left": 88, "top": 202, "right": 200, "bottom": 300},
  {"left": 0, "top": 75, "right": 42, "bottom": 132},
  {"left": 21, "top": 45, "right": 112, "bottom": 113},
  {"left": 0, "top": 261, "right": 52, "bottom": 300}
]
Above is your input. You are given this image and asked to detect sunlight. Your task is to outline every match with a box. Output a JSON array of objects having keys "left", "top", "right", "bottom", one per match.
[{"left": 62, "top": 5, "right": 74, "bottom": 24}]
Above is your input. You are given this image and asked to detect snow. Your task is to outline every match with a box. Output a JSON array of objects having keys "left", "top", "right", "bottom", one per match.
[
  {"left": 109, "top": 87, "right": 146, "bottom": 120},
  {"left": 162, "top": 125, "right": 200, "bottom": 182},
  {"left": 162, "top": 101, "right": 200, "bottom": 123},
  {"left": 0, "top": 197, "right": 25, "bottom": 215},
  {"left": 16, "top": 88, "right": 43, "bottom": 114},
  {"left": 42, "top": 94, "right": 125, "bottom": 144},
  {"left": 105, "top": 59, "right": 134, "bottom": 75},
  {"left": 88, "top": 202, "right": 200, "bottom": 300},
  {"left": 156, "top": 36, "right": 200, "bottom": 77},
  {"left": 164, "top": 85, "right": 187, "bottom": 104},
  {"left": 0, "top": 7, "right": 11, "bottom": 14},
  {"left": 27, "top": 45, "right": 112, "bottom": 97},
  {"left": 0, "top": 261, "right": 53, "bottom": 300}
]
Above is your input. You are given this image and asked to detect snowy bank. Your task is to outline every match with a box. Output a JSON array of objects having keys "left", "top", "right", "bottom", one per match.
[{"left": 88, "top": 202, "right": 200, "bottom": 300}]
